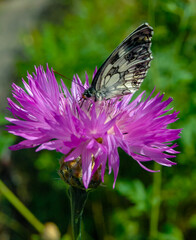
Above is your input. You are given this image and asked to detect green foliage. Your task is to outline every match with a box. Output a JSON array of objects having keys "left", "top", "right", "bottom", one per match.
[{"left": 1, "top": 0, "right": 196, "bottom": 239}]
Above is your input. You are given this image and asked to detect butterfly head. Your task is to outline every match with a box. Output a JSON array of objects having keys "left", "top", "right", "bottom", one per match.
[{"left": 82, "top": 87, "right": 96, "bottom": 99}]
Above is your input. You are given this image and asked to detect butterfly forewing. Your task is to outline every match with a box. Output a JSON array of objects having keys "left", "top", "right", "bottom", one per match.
[{"left": 89, "top": 23, "right": 153, "bottom": 100}]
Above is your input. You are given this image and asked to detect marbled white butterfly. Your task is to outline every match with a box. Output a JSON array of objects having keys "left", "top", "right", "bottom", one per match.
[{"left": 83, "top": 23, "right": 153, "bottom": 101}]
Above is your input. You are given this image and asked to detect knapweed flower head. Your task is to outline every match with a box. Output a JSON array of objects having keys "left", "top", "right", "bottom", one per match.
[{"left": 6, "top": 65, "right": 181, "bottom": 189}]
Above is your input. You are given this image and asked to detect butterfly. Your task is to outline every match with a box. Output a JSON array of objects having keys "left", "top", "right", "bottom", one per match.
[{"left": 83, "top": 23, "right": 153, "bottom": 101}]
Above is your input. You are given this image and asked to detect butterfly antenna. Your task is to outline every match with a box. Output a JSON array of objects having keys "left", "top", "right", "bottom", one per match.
[
  {"left": 53, "top": 70, "right": 85, "bottom": 90},
  {"left": 53, "top": 70, "right": 72, "bottom": 81}
]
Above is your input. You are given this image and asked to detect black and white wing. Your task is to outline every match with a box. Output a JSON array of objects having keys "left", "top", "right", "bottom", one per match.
[{"left": 91, "top": 23, "right": 153, "bottom": 100}]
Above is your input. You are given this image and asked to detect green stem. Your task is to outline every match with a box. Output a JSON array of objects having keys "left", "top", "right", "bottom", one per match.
[
  {"left": 149, "top": 163, "right": 162, "bottom": 239},
  {"left": 0, "top": 179, "right": 44, "bottom": 233},
  {"left": 69, "top": 186, "right": 88, "bottom": 240}
]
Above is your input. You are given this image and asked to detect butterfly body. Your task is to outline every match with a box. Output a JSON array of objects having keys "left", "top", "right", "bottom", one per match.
[{"left": 83, "top": 23, "right": 153, "bottom": 101}]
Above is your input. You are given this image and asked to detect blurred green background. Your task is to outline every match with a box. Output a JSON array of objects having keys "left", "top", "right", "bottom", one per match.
[{"left": 0, "top": 0, "right": 196, "bottom": 239}]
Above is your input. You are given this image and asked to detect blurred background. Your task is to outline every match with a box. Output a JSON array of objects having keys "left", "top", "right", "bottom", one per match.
[{"left": 0, "top": 0, "right": 196, "bottom": 239}]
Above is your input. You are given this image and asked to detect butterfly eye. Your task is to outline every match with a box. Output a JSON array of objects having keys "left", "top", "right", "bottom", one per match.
[{"left": 83, "top": 89, "right": 92, "bottom": 98}]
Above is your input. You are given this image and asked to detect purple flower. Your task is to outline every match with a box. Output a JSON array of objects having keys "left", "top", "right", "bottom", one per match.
[{"left": 6, "top": 65, "right": 181, "bottom": 189}]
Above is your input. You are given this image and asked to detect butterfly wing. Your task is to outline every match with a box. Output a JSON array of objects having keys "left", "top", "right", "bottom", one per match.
[{"left": 91, "top": 23, "right": 153, "bottom": 100}]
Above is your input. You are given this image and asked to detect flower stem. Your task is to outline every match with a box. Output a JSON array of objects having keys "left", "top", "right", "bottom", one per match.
[
  {"left": 68, "top": 186, "right": 88, "bottom": 240},
  {"left": 0, "top": 179, "right": 44, "bottom": 233},
  {"left": 149, "top": 163, "right": 162, "bottom": 239}
]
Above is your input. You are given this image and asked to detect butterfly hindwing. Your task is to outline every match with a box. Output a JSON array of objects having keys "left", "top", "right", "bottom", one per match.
[{"left": 91, "top": 23, "right": 153, "bottom": 100}]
